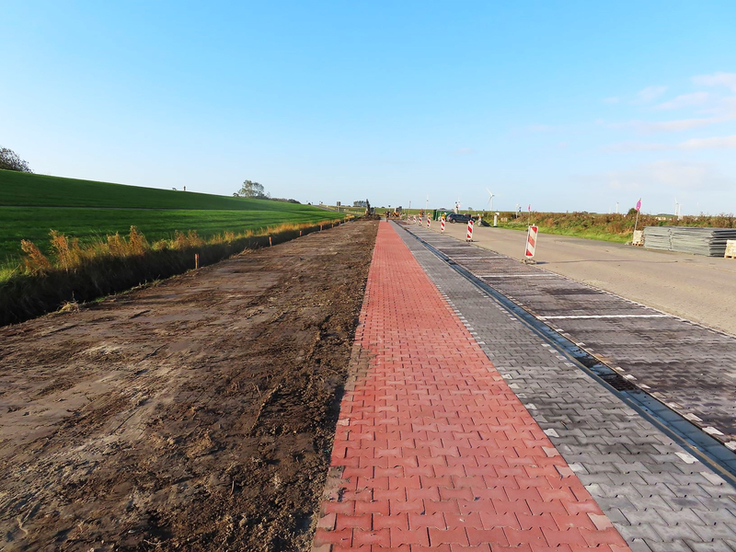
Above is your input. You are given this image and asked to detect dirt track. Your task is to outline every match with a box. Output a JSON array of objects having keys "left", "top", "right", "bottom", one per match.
[{"left": 0, "top": 220, "right": 378, "bottom": 551}]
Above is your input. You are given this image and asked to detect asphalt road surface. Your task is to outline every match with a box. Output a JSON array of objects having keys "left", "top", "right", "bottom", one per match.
[{"left": 429, "top": 221, "right": 736, "bottom": 336}]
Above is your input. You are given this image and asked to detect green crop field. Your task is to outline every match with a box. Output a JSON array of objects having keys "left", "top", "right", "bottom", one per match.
[{"left": 0, "top": 169, "right": 343, "bottom": 266}]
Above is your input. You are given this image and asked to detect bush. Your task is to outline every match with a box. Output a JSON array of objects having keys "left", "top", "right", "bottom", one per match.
[{"left": 0, "top": 147, "right": 32, "bottom": 172}]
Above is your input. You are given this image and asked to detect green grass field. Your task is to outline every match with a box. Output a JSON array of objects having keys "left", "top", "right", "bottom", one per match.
[{"left": 0, "top": 169, "right": 343, "bottom": 266}]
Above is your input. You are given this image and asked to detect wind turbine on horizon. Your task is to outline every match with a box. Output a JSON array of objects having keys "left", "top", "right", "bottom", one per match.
[{"left": 486, "top": 188, "right": 498, "bottom": 212}]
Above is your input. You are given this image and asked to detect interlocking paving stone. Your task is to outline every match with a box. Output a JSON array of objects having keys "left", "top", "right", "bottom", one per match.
[
  {"left": 412, "top": 225, "right": 736, "bottom": 448},
  {"left": 396, "top": 223, "right": 736, "bottom": 551},
  {"left": 312, "top": 222, "right": 628, "bottom": 551}
]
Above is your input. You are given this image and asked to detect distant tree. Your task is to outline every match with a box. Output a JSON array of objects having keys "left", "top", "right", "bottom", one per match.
[
  {"left": 0, "top": 147, "right": 32, "bottom": 172},
  {"left": 627, "top": 207, "right": 638, "bottom": 216},
  {"left": 235, "top": 180, "right": 270, "bottom": 199},
  {"left": 271, "top": 197, "right": 301, "bottom": 204}
]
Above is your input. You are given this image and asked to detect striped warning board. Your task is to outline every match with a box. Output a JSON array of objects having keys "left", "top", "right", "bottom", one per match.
[
  {"left": 427, "top": 215, "right": 431, "bottom": 228},
  {"left": 441, "top": 215, "right": 445, "bottom": 233},
  {"left": 466, "top": 219, "right": 474, "bottom": 241},
  {"left": 525, "top": 225, "right": 538, "bottom": 258}
]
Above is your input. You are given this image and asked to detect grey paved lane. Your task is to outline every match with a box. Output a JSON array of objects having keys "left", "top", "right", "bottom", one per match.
[
  {"left": 395, "top": 222, "right": 736, "bottom": 552},
  {"left": 430, "top": 223, "right": 736, "bottom": 336},
  {"left": 402, "top": 224, "right": 736, "bottom": 450}
]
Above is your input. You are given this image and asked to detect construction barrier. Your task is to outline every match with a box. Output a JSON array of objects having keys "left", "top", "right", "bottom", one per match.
[
  {"left": 525, "top": 225, "right": 538, "bottom": 260},
  {"left": 427, "top": 215, "right": 431, "bottom": 228},
  {"left": 413, "top": 215, "right": 416, "bottom": 223},
  {"left": 466, "top": 220, "right": 474, "bottom": 242},
  {"left": 441, "top": 216, "right": 445, "bottom": 233}
]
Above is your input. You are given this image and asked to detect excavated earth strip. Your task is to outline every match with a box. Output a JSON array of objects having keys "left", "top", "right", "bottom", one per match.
[{"left": 0, "top": 220, "right": 377, "bottom": 551}]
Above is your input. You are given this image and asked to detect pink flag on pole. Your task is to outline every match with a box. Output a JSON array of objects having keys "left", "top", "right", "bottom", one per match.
[
  {"left": 528, "top": 204, "right": 531, "bottom": 212},
  {"left": 636, "top": 198, "right": 641, "bottom": 212}
]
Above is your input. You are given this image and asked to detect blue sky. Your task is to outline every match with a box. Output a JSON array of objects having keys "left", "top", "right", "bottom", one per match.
[{"left": 2, "top": 1, "right": 735, "bottom": 214}]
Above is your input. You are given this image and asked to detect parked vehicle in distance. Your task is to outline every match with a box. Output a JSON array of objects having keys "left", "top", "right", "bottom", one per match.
[{"left": 446, "top": 213, "right": 472, "bottom": 223}]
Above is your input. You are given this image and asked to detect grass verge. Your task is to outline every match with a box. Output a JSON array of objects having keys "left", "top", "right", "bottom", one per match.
[
  {"left": 1, "top": 219, "right": 347, "bottom": 327},
  {"left": 498, "top": 212, "right": 736, "bottom": 242}
]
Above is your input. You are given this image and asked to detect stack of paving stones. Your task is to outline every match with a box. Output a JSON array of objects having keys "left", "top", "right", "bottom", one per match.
[
  {"left": 644, "top": 226, "right": 736, "bottom": 257},
  {"left": 397, "top": 224, "right": 736, "bottom": 552},
  {"left": 642, "top": 227, "right": 673, "bottom": 252},
  {"left": 670, "top": 227, "right": 736, "bottom": 257}
]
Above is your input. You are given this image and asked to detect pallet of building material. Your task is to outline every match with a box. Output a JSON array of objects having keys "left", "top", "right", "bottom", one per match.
[
  {"left": 726, "top": 240, "right": 736, "bottom": 259},
  {"left": 644, "top": 226, "right": 736, "bottom": 257},
  {"left": 632, "top": 230, "right": 644, "bottom": 246},
  {"left": 642, "top": 227, "right": 672, "bottom": 251}
]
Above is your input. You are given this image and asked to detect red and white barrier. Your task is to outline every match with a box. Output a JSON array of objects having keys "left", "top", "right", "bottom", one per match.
[
  {"left": 413, "top": 215, "right": 416, "bottom": 223},
  {"left": 427, "top": 215, "right": 431, "bottom": 228},
  {"left": 466, "top": 219, "right": 474, "bottom": 241},
  {"left": 441, "top": 216, "right": 445, "bottom": 233},
  {"left": 525, "top": 225, "right": 538, "bottom": 259}
]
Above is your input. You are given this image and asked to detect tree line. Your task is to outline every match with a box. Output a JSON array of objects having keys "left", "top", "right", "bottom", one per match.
[{"left": 234, "top": 180, "right": 300, "bottom": 204}]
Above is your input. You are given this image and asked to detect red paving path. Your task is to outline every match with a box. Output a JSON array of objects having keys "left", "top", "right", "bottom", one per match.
[{"left": 313, "top": 223, "right": 628, "bottom": 551}]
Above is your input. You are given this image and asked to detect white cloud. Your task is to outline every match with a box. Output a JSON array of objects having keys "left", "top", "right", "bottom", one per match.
[
  {"left": 631, "top": 86, "right": 668, "bottom": 104},
  {"left": 581, "top": 160, "right": 729, "bottom": 193},
  {"left": 610, "top": 116, "right": 724, "bottom": 134},
  {"left": 654, "top": 92, "right": 711, "bottom": 111},
  {"left": 605, "top": 134, "right": 736, "bottom": 152},
  {"left": 643, "top": 117, "right": 721, "bottom": 132},
  {"left": 678, "top": 135, "right": 736, "bottom": 149},
  {"left": 605, "top": 141, "right": 667, "bottom": 152},
  {"left": 528, "top": 124, "right": 553, "bottom": 133},
  {"left": 643, "top": 160, "right": 723, "bottom": 190},
  {"left": 692, "top": 72, "right": 736, "bottom": 92},
  {"left": 451, "top": 147, "right": 476, "bottom": 155},
  {"left": 697, "top": 94, "right": 736, "bottom": 116}
]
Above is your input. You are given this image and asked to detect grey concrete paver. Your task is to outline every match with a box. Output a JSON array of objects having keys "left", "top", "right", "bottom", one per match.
[
  {"left": 395, "top": 223, "right": 736, "bottom": 552},
  {"left": 407, "top": 225, "right": 736, "bottom": 447}
]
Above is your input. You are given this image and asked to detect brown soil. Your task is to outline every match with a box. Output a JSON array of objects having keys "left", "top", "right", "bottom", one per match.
[{"left": 0, "top": 220, "right": 378, "bottom": 551}]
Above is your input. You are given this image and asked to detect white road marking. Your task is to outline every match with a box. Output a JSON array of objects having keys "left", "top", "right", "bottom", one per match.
[
  {"left": 479, "top": 274, "right": 552, "bottom": 277},
  {"left": 537, "top": 314, "right": 668, "bottom": 320}
]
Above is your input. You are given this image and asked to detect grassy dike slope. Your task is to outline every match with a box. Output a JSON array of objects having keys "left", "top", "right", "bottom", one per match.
[
  {"left": 0, "top": 170, "right": 342, "bottom": 264},
  {"left": 0, "top": 170, "right": 347, "bottom": 325}
]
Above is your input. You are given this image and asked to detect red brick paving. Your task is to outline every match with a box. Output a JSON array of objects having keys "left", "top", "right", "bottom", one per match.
[{"left": 313, "top": 222, "right": 629, "bottom": 551}]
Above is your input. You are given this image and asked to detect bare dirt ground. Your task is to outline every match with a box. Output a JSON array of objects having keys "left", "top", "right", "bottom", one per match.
[
  {"left": 0, "top": 220, "right": 378, "bottom": 551},
  {"left": 432, "top": 223, "right": 736, "bottom": 336}
]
